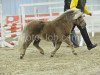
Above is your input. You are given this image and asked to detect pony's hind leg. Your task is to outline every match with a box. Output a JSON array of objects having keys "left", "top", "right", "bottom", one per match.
[
  {"left": 19, "top": 35, "right": 33, "bottom": 59},
  {"left": 64, "top": 37, "right": 77, "bottom": 55},
  {"left": 33, "top": 38, "right": 44, "bottom": 55},
  {"left": 51, "top": 41, "right": 62, "bottom": 57}
]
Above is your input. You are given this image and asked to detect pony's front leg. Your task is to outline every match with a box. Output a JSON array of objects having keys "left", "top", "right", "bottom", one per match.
[
  {"left": 19, "top": 35, "right": 33, "bottom": 59},
  {"left": 64, "top": 37, "right": 77, "bottom": 55},
  {"left": 51, "top": 41, "right": 62, "bottom": 57}
]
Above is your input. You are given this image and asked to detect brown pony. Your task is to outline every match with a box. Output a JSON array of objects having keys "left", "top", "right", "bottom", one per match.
[{"left": 18, "top": 9, "right": 85, "bottom": 59}]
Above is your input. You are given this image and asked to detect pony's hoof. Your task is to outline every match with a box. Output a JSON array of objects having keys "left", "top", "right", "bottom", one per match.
[
  {"left": 20, "top": 54, "right": 24, "bottom": 59},
  {"left": 50, "top": 54, "right": 54, "bottom": 57},
  {"left": 40, "top": 51, "right": 44, "bottom": 55},
  {"left": 74, "top": 53, "right": 77, "bottom": 55},
  {"left": 20, "top": 56, "right": 23, "bottom": 59},
  {"left": 50, "top": 55, "right": 54, "bottom": 57}
]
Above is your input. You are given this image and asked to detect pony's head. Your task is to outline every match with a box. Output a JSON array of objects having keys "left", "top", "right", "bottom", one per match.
[{"left": 64, "top": 9, "right": 86, "bottom": 28}]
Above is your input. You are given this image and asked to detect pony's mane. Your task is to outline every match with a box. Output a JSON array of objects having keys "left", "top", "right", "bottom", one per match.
[{"left": 53, "top": 9, "right": 75, "bottom": 21}]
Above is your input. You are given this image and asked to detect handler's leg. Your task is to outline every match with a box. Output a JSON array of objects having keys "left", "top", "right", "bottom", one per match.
[
  {"left": 51, "top": 41, "right": 62, "bottom": 57},
  {"left": 77, "top": 26, "right": 97, "bottom": 50},
  {"left": 33, "top": 38, "right": 44, "bottom": 55},
  {"left": 70, "top": 30, "right": 79, "bottom": 47},
  {"left": 70, "top": 25, "right": 79, "bottom": 48},
  {"left": 20, "top": 36, "right": 33, "bottom": 59}
]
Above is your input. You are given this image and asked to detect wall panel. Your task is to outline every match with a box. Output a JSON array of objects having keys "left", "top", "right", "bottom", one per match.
[{"left": 1, "top": 0, "right": 100, "bottom": 16}]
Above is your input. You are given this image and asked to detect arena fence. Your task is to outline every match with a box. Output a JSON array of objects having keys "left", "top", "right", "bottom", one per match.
[
  {"left": 0, "top": 4, "right": 22, "bottom": 47},
  {"left": 0, "top": 4, "right": 4, "bottom": 47},
  {"left": 0, "top": 4, "right": 12, "bottom": 47},
  {"left": 19, "top": 1, "right": 64, "bottom": 28}
]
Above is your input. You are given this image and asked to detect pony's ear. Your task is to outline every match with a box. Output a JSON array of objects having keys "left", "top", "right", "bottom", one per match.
[{"left": 73, "top": 9, "right": 83, "bottom": 19}]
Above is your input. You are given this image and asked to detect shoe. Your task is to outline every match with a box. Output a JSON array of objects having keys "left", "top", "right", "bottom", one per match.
[{"left": 87, "top": 44, "right": 97, "bottom": 50}]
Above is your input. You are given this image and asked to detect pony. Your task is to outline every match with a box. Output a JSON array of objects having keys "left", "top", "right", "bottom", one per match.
[{"left": 18, "top": 9, "right": 86, "bottom": 59}]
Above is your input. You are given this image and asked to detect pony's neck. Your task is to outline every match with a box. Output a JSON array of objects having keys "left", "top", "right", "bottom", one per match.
[{"left": 53, "top": 14, "right": 71, "bottom": 26}]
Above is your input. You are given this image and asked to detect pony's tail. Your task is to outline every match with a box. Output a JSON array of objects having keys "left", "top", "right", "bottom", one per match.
[{"left": 17, "top": 32, "right": 26, "bottom": 52}]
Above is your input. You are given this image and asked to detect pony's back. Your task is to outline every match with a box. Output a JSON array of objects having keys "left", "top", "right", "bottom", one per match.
[{"left": 23, "top": 20, "right": 45, "bottom": 35}]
